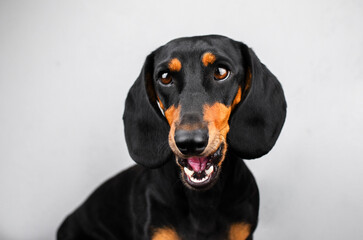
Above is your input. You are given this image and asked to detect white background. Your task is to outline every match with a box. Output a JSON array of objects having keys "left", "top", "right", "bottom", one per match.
[{"left": 1, "top": 0, "right": 362, "bottom": 239}]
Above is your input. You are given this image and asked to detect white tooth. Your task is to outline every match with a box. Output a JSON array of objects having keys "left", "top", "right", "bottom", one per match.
[
  {"left": 205, "top": 166, "right": 214, "bottom": 175},
  {"left": 184, "top": 167, "right": 194, "bottom": 177},
  {"left": 191, "top": 177, "right": 201, "bottom": 183},
  {"left": 190, "top": 176, "right": 209, "bottom": 183}
]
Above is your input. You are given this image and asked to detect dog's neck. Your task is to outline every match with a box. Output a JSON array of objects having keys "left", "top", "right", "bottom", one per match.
[{"left": 152, "top": 152, "right": 252, "bottom": 234}]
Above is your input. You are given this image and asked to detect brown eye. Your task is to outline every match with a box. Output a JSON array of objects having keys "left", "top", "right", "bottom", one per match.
[
  {"left": 214, "top": 67, "right": 230, "bottom": 81},
  {"left": 159, "top": 71, "right": 172, "bottom": 85}
]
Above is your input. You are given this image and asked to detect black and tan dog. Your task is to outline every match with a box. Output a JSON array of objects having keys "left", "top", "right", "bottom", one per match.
[{"left": 58, "top": 35, "right": 286, "bottom": 240}]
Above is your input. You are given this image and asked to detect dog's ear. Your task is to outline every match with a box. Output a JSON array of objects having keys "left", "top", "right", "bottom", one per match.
[
  {"left": 123, "top": 52, "right": 172, "bottom": 168},
  {"left": 228, "top": 44, "right": 287, "bottom": 159}
]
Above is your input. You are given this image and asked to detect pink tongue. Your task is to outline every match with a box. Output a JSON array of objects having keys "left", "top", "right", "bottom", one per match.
[{"left": 187, "top": 157, "right": 208, "bottom": 172}]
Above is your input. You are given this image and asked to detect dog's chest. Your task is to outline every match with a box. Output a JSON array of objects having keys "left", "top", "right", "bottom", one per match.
[
  {"left": 144, "top": 198, "right": 252, "bottom": 240},
  {"left": 131, "top": 162, "right": 257, "bottom": 240},
  {"left": 151, "top": 222, "right": 251, "bottom": 240}
]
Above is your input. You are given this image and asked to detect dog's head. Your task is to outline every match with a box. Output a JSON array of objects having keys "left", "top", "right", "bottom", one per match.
[{"left": 123, "top": 35, "right": 286, "bottom": 190}]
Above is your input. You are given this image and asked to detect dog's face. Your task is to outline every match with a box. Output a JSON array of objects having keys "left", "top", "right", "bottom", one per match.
[
  {"left": 123, "top": 35, "right": 286, "bottom": 191},
  {"left": 152, "top": 37, "right": 248, "bottom": 189}
]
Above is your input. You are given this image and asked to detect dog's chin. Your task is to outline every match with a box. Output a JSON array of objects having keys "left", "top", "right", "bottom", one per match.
[{"left": 176, "top": 143, "right": 225, "bottom": 191}]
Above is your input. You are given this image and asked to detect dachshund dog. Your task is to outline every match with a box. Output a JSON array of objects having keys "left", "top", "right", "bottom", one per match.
[{"left": 57, "top": 35, "right": 286, "bottom": 240}]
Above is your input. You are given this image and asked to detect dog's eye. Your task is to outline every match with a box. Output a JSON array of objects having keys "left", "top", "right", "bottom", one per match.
[
  {"left": 159, "top": 71, "right": 172, "bottom": 85},
  {"left": 214, "top": 67, "right": 230, "bottom": 81}
]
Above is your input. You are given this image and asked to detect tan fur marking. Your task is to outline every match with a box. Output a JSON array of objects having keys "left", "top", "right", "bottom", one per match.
[
  {"left": 203, "top": 103, "right": 231, "bottom": 163},
  {"left": 202, "top": 52, "right": 216, "bottom": 66},
  {"left": 228, "top": 223, "right": 251, "bottom": 240},
  {"left": 168, "top": 58, "right": 182, "bottom": 72},
  {"left": 204, "top": 103, "right": 231, "bottom": 141},
  {"left": 152, "top": 227, "right": 180, "bottom": 240},
  {"left": 165, "top": 105, "right": 183, "bottom": 156},
  {"left": 164, "top": 105, "right": 180, "bottom": 126},
  {"left": 157, "top": 96, "right": 165, "bottom": 111},
  {"left": 231, "top": 87, "right": 242, "bottom": 110}
]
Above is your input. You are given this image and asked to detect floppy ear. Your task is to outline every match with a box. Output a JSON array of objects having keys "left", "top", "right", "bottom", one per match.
[
  {"left": 123, "top": 52, "right": 172, "bottom": 168},
  {"left": 228, "top": 44, "right": 287, "bottom": 159}
]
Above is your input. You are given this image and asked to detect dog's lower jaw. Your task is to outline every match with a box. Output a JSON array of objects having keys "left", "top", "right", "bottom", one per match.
[
  {"left": 180, "top": 165, "right": 221, "bottom": 191},
  {"left": 176, "top": 143, "right": 227, "bottom": 191}
]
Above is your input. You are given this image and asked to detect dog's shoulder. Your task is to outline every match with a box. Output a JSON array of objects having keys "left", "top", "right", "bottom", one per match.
[
  {"left": 84, "top": 164, "right": 144, "bottom": 206},
  {"left": 57, "top": 164, "right": 145, "bottom": 239}
]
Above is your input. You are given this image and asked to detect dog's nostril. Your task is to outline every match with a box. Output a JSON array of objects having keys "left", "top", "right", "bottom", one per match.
[{"left": 174, "top": 128, "right": 208, "bottom": 155}]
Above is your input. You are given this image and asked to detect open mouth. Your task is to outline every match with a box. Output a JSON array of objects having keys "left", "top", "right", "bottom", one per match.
[{"left": 177, "top": 144, "right": 224, "bottom": 190}]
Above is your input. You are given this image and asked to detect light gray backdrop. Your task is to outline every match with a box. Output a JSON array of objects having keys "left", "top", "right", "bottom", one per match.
[{"left": 1, "top": 0, "right": 362, "bottom": 239}]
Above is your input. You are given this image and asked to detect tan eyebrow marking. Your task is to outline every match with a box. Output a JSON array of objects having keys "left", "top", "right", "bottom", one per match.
[
  {"left": 202, "top": 52, "right": 216, "bottom": 66},
  {"left": 168, "top": 58, "right": 182, "bottom": 72}
]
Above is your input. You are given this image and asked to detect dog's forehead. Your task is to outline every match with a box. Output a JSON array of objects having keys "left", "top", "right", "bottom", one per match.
[{"left": 154, "top": 36, "right": 242, "bottom": 64}]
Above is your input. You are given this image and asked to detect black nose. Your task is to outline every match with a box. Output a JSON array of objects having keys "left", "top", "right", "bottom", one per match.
[{"left": 174, "top": 128, "right": 208, "bottom": 155}]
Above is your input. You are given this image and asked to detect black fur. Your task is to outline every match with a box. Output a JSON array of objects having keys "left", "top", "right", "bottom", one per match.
[{"left": 57, "top": 35, "right": 286, "bottom": 240}]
